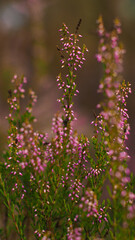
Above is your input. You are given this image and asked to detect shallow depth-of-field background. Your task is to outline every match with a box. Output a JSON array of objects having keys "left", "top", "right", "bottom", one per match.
[{"left": 0, "top": 0, "right": 135, "bottom": 172}]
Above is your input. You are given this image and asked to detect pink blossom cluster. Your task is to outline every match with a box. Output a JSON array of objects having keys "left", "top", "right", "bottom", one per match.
[
  {"left": 85, "top": 166, "right": 103, "bottom": 180},
  {"left": 26, "top": 89, "right": 37, "bottom": 113},
  {"left": 59, "top": 23, "right": 88, "bottom": 71},
  {"left": 67, "top": 224, "right": 82, "bottom": 240},
  {"left": 15, "top": 124, "right": 48, "bottom": 172},
  {"left": 56, "top": 73, "right": 77, "bottom": 121},
  {"left": 79, "top": 189, "right": 108, "bottom": 224},
  {"left": 7, "top": 75, "right": 27, "bottom": 112},
  {"left": 79, "top": 188, "right": 98, "bottom": 218},
  {"left": 51, "top": 113, "right": 94, "bottom": 204},
  {"left": 57, "top": 23, "right": 88, "bottom": 126},
  {"left": 6, "top": 75, "right": 48, "bottom": 174},
  {"left": 68, "top": 179, "right": 85, "bottom": 203},
  {"left": 96, "top": 16, "right": 135, "bottom": 221},
  {"left": 34, "top": 229, "right": 48, "bottom": 239}
]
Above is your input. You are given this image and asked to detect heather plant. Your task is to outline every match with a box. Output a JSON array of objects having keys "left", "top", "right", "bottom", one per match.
[
  {"left": 95, "top": 16, "right": 135, "bottom": 238},
  {"left": 0, "top": 18, "right": 135, "bottom": 240}
]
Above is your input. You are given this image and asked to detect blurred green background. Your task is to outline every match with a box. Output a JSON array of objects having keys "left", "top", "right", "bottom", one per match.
[{"left": 0, "top": 0, "right": 135, "bottom": 171}]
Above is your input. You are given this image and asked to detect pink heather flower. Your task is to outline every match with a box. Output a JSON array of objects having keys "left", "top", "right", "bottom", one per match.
[
  {"left": 108, "top": 100, "right": 114, "bottom": 108},
  {"left": 95, "top": 54, "right": 102, "bottom": 62},
  {"left": 117, "top": 137, "right": 123, "bottom": 144},
  {"left": 23, "top": 77, "right": 27, "bottom": 83},
  {"left": 67, "top": 226, "right": 82, "bottom": 240},
  {"left": 121, "top": 190, "right": 127, "bottom": 197},
  {"left": 129, "top": 192, "right": 135, "bottom": 200},
  {"left": 104, "top": 217, "right": 108, "bottom": 222},
  {"left": 80, "top": 188, "right": 98, "bottom": 218},
  {"left": 119, "top": 151, "right": 127, "bottom": 160},
  {"left": 99, "top": 83, "right": 104, "bottom": 89},
  {"left": 107, "top": 149, "right": 114, "bottom": 156},
  {"left": 101, "top": 111, "right": 109, "bottom": 120},
  {"left": 105, "top": 77, "right": 112, "bottom": 83},
  {"left": 114, "top": 49, "right": 120, "bottom": 63},
  {"left": 115, "top": 171, "right": 121, "bottom": 178},
  {"left": 101, "top": 45, "right": 106, "bottom": 51},
  {"left": 105, "top": 68, "right": 110, "bottom": 74},
  {"left": 105, "top": 89, "right": 114, "bottom": 98},
  {"left": 125, "top": 168, "right": 130, "bottom": 175}
]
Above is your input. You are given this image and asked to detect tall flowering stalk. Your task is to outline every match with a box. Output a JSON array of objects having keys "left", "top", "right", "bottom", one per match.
[
  {"left": 96, "top": 16, "right": 135, "bottom": 238},
  {"left": 57, "top": 20, "right": 88, "bottom": 131}
]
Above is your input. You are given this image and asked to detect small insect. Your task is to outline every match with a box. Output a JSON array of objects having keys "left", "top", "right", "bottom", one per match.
[
  {"left": 75, "top": 18, "right": 82, "bottom": 34},
  {"left": 124, "top": 126, "right": 127, "bottom": 133},
  {"left": 56, "top": 45, "right": 64, "bottom": 59},
  {"left": 63, "top": 117, "right": 69, "bottom": 127},
  {"left": 92, "top": 110, "right": 97, "bottom": 119},
  {"left": 43, "top": 141, "right": 49, "bottom": 146},
  {"left": 56, "top": 46, "right": 60, "bottom": 51},
  {"left": 8, "top": 89, "right": 12, "bottom": 98}
]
